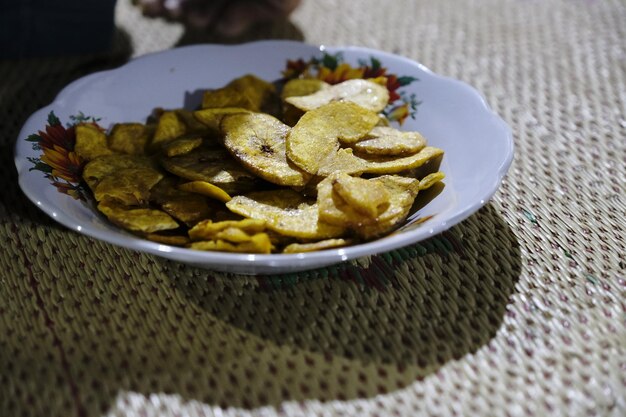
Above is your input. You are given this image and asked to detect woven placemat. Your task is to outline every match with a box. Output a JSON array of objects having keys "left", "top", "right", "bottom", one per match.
[{"left": 1, "top": 0, "right": 624, "bottom": 416}]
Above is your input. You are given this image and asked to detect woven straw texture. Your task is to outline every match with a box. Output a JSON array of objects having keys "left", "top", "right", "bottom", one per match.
[{"left": 1, "top": 0, "right": 625, "bottom": 416}]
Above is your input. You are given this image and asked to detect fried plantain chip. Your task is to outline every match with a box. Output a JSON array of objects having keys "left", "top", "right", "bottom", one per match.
[
  {"left": 356, "top": 146, "right": 445, "bottom": 175},
  {"left": 331, "top": 173, "right": 391, "bottom": 218},
  {"left": 160, "top": 145, "right": 258, "bottom": 195},
  {"left": 282, "top": 238, "right": 353, "bottom": 253},
  {"left": 150, "top": 177, "right": 217, "bottom": 227},
  {"left": 357, "top": 176, "right": 422, "bottom": 239},
  {"left": 193, "top": 107, "right": 251, "bottom": 132},
  {"left": 281, "top": 79, "right": 330, "bottom": 99},
  {"left": 188, "top": 218, "right": 267, "bottom": 241},
  {"left": 315, "top": 147, "right": 367, "bottom": 177},
  {"left": 226, "top": 190, "right": 345, "bottom": 239},
  {"left": 285, "top": 79, "right": 390, "bottom": 113},
  {"left": 212, "top": 227, "right": 255, "bottom": 243},
  {"left": 108, "top": 123, "right": 154, "bottom": 155},
  {"left": 162, "top": 136, "right": 203, "bottom": 157},
  {"left": 74, "top": 123, "right": 113, "bottom": 161},
  {"left": 94, "top": 166, "right": 164, "bottom": 206},
  {"left": 144, "top": 233, "right": 190, "bottom": 246},
  {"left": 152, "top": 110, "right": 186, "bottom": 148},
  {"left": 286, "top": 101, "right": 380, "bottom": 175},
  {"left": 82, "top": 154, "right": 156, "bottom": 191},
  {"left": 178, "top": 180, "right": 232, "bottom": 203},
  {"left": 317, "top": 174, "right": 420, "bottom": 238},
  {"left": 97, "top": 201, "right": 179, "bottom": 233},
  {"left": 189, "top": 232, "right": 272, "bottom": 254},
  {"left": 151, "top": 109, "right": 210, "bottom": 150},
  {"left": 202, "top": 74, "right": 278, "bottom": 114},
  {"left": 352, "top": 126, "right": 427, "bottom": 156},
  {"left": 418, "top": 171, "right": 446, "bottom": 190},
  {"left": 281, "top": 79, "right": 330, "bottom": 126},
  {"left": 221, "top": 112, "right": 311, "bottom": 187}
]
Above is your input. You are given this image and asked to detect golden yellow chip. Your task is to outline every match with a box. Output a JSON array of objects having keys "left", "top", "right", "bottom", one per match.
[
  {"left": 331, "top": 173, "right": 391, "bottom": 218},
  {"left": 357, "top": 176, "right": 421, "bottom": 239},
  {"left": 97, "top": 201, "right": 179, "bottom": 233},
  {"left": 314, "top": 148, "right": 367, "bottom": 177},
  {"left": 94, "top": 166, "right": 163, "bottom": 206},
  {"left": 176, "top": 108, "right": 212, "bottom": 133},
  {"left": 317, "top": 174, "right": 420, "bottom": 238},
  {"left": 357, "top": 146, "right": 445, "bottom": 175},
  {"left": 193, "top": 107, "right": 251, "bottom": 131},
  {"left": 418, "top": 171, "right": 446, "bottom": 190},
  {"left": 108, "top": 123, "right": 153, "bottom": 155},
  {"left": 144, "top": 233, "right": 190, "bottom": 246},
  {"left": 188, "top": 218, "right": 266, "bottom": 241},
  {"left": 177, "top": 180, "right": 232, "bottom": 203},
  {"left": 160, "top": 146, "right": 258, "bottom": 195},
  {"left": 162, "top": 136, "right": 203, "bottom": 157},
  {"left": 282, "top": 238, "right": 352, "bottom": 253},
  {"left": 286, "top": 101, "right": 380, "bottom": 175},
  {"left": 82, "top": 154, "right": 156, "bottom": 191},
  {"left": 226, "top": 190, "right": 346, "bottom": 239},
  {"left": 281, "top": 79, "right": 330, "bottom": 99},
  {"left": 74, "top": 123, "right": 113, "bottom": 161},
  {"left": 317, "top": 175, "right": 377, "bottom": 227},
  {"left": 151, "top": 109, "right": 210, "bottom": 150},
  {"left": 213, "top": 227, "right": 255, "bottom": 243},
  {"left": 189, "top": 233, "right": 272, "bottom": 254},
  {"left": 202, "top": 74, "right": 278, "bottom": 114},
  {"left": 281, "top": 79, "right": 330, "bottom": 126},
  {"left": 152, "top": 110, "right": 186, "bottom": 148},
  {"left": 352, "top": 126, "right": 427, "bottom": 156},
  {"left": 285, "top": 79, "right": 389, "bottom": 113},
  {"left": 221, "top": 112, "right": 311, "bottom": 187},
  {"left": 150, "top": 177, "right": 217, "bottom": 227}
]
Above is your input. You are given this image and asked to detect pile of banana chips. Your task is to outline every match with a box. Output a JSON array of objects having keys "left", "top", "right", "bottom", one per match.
[{"left": 77, "top": 74, "right": 444, "bottom": 254}]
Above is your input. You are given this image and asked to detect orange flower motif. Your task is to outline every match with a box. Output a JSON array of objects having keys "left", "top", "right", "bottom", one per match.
[
  {"left": 40, "top": 145, "right": 83, "bottom": 183},
  {"left": 317, "top": 63, "right": 365, "bottom": 84},
  {"left": 27, "top": 111, "right": 91, "bottom": 200}
]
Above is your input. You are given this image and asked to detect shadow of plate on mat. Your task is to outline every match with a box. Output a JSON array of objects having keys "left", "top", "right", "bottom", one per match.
[{"left": 157, "top": 202, "right": 522, "bottom": 408}]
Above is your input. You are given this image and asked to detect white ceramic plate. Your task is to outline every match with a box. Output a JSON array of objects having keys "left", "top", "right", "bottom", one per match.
[{"left": 14, "top": 41, "right": 513, "bottom": 275}]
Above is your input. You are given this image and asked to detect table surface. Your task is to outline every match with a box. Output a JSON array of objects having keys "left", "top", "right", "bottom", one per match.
[{"left": 1, "top": 1, "right": 624, "bottom": 416}]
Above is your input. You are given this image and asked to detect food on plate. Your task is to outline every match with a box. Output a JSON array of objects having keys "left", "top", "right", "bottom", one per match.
[
  {"left": 221, "top": 112, "right": 310, "bottom": 187},
  {"left": 286, "top": 101, "right": 380, "bottom": 175},
  {"left": 160, "top": 145, "right": 258, "bottom": 194},
  {"left": 177, "top": 180, "right": 232, "bottom": 203},
  {"left": 75, "top": 123, "right": 113, "bottom": 161},
  {"left": 108, "top": 123, "right": 154, "bottom": 155},
  {"left": 352, "top": 126, "right": 426, "bottom": 156},
  {"left": 97, "top": 200, "right": 179, "bottom": 233},
  {"left": 282, "top": 238, "right": 354, "bottom": 254},
  {"left": 285, "top": 78, "right": 389, "bottom": 112},
  {"left": 76, "top": 72, "right": 444, "bottom": 254},
  {"left": 226, "top": 190, "right": 346, "bottom": 240},
  {"left": 201, "top": 74, "right": 278, "bottom": 114}
]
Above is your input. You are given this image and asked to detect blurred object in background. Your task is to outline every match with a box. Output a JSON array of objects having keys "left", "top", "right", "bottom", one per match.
[
  {"left": 0, "top": 0, "right": 117, "bottom": 59},
  {"left": 134, "top": 0, "right": 301, "bottom": 37}
]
